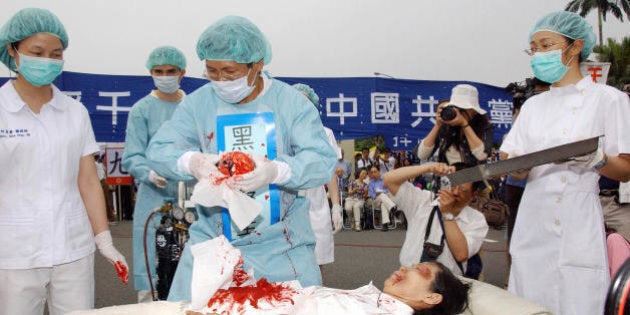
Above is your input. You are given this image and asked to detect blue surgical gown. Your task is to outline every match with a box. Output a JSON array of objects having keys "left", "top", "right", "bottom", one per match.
[
  {"left": 122, "top": 93, "right": 188, "bottom": 292},
  {"left": 146, "top": 76, "right": 337, "bottom": 301}
]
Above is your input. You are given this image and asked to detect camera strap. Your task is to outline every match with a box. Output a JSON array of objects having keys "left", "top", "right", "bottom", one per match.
[{"left": 421, "top": 206, "right": 446, "bottom": 255}]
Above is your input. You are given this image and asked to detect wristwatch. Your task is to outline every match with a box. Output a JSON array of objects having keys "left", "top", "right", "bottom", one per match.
[{"left": 443, "top": 213, "right": 456, "bottom": 221}]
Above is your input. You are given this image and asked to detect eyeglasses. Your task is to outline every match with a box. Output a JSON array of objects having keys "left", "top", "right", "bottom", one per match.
[
  {"left": 205, "top": 64, "right": 252, "bottom": 81},
  {"left": 525, "top": 41, "right": 567, "bottom": 56}
]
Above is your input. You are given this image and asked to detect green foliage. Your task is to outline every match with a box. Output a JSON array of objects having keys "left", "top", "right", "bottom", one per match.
[
  {"left": 354, "top": 135, "right": 386, "bottom": 152},
  {"left": 565, "top": 0, "right": 630, "bottom": 46},
  {"left": 593, "top": 37, "right": 630, "bottom": 89},
  {"left": 566, "top": 0, "right": 630, "bottom": 22}
]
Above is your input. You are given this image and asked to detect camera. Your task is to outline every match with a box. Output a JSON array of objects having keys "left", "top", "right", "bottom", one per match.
[
  {"left": 505, "top": 77, "right": 550, "bottom": 110},
  {"left": 440, "top": 106, "right": 459, "bottom": 121}
]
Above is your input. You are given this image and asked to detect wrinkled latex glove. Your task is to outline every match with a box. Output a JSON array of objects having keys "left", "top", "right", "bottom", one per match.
[
  {"left": 148, "top": 170, "right": 167, "bottom": 189},
  {"left": 94, "top": 230, "right": 128, "bottom": 284},
  {"left": 331, "top": 204, "right": 343, "bottom": 234},
  {"left": 233, "top": 154, "right": 278, "bottom": 192},
  {"left": 565, "top": 147, "right": 605, "bottom": 170},
  {"left": 189, "top": 153, "right": 223, "bottom": 182}
]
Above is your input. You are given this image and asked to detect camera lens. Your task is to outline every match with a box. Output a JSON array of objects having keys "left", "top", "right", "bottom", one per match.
[{"left": 440, "top": 106, "right": 457, "bottom": 121}]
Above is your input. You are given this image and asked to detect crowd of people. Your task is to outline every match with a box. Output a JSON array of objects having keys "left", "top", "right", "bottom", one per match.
[{"left": 1, "top": 6, "right": 629, "bottom": 315}]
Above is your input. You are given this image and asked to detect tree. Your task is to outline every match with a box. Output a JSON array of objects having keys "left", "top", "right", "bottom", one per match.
[
  {"left": 593, "top": 36, "right": 630, "bottom": 89},
  {"left": 565, "top": 0, "right": 630, "bottom": 46}
]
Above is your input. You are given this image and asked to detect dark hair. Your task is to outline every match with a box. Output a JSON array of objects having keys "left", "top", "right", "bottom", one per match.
[
  {"left": 434, "top": 111, "right": 492, "bottom": 166},
  {"left": 450, "top": 162, "right": 485, "bottom": 192},
  {"left": 415, "top": 262, "right": 471, "bottom": 315}
]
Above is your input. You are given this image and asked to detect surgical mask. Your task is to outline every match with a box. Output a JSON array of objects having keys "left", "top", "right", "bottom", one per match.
[
  {"left": 16, "top": 52, "right": 64, "bottom": 87},
  {"left": 152, "top": 75, "right": 180, "bottom": 94},
  {"left": 211, "top": 69, "right": 255, "bottom": 103},
  {"left": 530, "top": 47, "right": 574, "bottom": 84}
]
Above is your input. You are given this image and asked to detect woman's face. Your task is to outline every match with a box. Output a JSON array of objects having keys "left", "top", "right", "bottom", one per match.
[
  {"left": 358, "top": 169, "right": 367, "bottom": 180},
  {"left": 383, "top": 262, "right": 443, "bottom": 310},
  {"left": 8, "top": 33, "right": 64, "bottom": 61}
]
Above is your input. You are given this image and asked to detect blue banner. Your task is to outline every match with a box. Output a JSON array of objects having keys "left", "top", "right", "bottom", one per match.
[{"left": 0, "top": 72, "right": 513, "bottom": 150}]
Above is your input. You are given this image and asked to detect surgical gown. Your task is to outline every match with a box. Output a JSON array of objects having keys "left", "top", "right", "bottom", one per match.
[
  {"left": 122, "top": 93, "right": 186, "bottom": 292},
  {"left": 146, "top": 75, "right": 337, "bottom": 301},
  {"left": 500, "top": 77, "right": 630, "bottom": 314}
]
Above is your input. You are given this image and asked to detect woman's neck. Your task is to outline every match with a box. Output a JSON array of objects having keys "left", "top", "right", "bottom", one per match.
[
  {"left": 13, "top": 77, "right": 53, "bottom": 114},
  {"left": 554, "top": 60, "right": 584, "bottom": 87}
]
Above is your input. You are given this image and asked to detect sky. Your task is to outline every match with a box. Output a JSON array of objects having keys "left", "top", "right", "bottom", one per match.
[{"left": 1, "top": 0, "right": 629, "bottom": 87}]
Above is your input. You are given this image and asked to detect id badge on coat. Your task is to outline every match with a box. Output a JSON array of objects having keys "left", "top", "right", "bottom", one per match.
[{"left": 216, "top": 112, "right": 280, "bottom": 241}]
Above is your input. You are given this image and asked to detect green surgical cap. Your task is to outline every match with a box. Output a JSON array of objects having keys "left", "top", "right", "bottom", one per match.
[
  {"left": 0, "top": 8, "right": 68, "bottom": 72},
  {"left": 196, "top": 15, "right": 272, "bottom": 65},
  {"left": 529, "top": 11, "right": 596, "bottom": 60},
  {"left": 293, "top": 83, "right": 319, "bottom": 107},
  {"left": 146, "top": 46, "right": 187, "bottom": 70}
]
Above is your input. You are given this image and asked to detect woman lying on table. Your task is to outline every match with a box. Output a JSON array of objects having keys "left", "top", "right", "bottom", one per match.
[{"left": 187, "top": 260, "right": 470, "bottom": 315}]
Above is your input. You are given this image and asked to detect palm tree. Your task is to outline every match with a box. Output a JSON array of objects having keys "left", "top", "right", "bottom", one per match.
[
  {"left": 593, "top": 36, "right": 630, "bottom": 89},
  {"left": 565, "top": 0, "right": 630, "bottom": 46}
]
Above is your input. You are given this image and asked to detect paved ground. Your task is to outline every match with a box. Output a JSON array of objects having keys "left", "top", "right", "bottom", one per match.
[{"left": 95, "top": 220, "right": 509, "bottom": 308}]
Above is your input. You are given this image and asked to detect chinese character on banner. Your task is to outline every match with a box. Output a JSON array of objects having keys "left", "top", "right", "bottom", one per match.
[
  {"left": 579, "top": 62, "right": 611, "bottom": 84},
  {"left": 105, "top": 147, "right": 132, "bottom": 185}
]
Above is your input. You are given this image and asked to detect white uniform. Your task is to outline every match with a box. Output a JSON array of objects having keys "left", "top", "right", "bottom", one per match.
[
  {"left": 304, "top": 127, "right": 341, "bottom": 265},
  {"left": 501, "top": 77, "right": 630, "bottom": 315},
  {"left": 392, "top": 182, "right": 488, "bottom": 274},
  {"left": 0, "top": 81, "right": 99, "bottom": 313}
]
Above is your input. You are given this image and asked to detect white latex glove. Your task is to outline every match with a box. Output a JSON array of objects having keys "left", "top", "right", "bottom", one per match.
[
  {"left": 189, "top": 152, "right": 222, "bottom": 182},
  {"left": 94, "top": 230, "right": 129, "bottom": 284},
  {"left": 331, "top": 204, "right": 343, "bottom": 234},
  {"left": 565, "top": 147, "right": 606, "bottom": 170},
  {"left": 148, "top": 170, "right": 167, "bottom": 189},
  {"left": 233, "top": 154, "right": 278, "bottom": 192}
]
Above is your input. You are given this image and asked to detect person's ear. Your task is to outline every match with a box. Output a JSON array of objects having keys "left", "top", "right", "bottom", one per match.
[
  {"left": 6, "top": 43, "right": 15, "bottom": 58},
  {"left": 422, "top": 292, "right": 443, "bottom": 306},
  {"left": 179, "top": 69, "right": 186, "bottom": 81},
  {"left": 251, "top": 59, "right": 263, "bottom": 74}
]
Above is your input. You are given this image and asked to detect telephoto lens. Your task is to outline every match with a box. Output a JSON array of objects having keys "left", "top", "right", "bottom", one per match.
[{"left": 440, "top": 106, "right": 457, "bottom": 121}]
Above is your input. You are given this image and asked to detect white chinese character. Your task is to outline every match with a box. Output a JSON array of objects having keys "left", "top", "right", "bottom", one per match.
[
  {"left": 326, "top": 93, "right": 358, "bottom": 125},
  {"left": 96, "top": 91, "right": 132, "bottom": 125},
  {"left": 411, "top": 95, "right": 439, "bottom": 127},
  {"left": 488, "top": 99, "right": 513, "bottom": 129},
  {"left": 371, "top": 93, "right": 399, "bottom": 124}
]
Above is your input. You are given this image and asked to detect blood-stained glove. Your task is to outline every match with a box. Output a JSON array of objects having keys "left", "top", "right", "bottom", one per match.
[
  {"left": 188, "top": 152, "right": 223, "bottom": 182},
  {"left": 331, "top": 204, "right": 343, "bottom": 234},
  {"left": 148, "top": 170, "right": 167, "bottom": 189},
  {"left": 233, "top": 154, "right": 280, "bottom": 192},
  {"left": 94, "top": 230, "right": 128, "bottom": 284}
]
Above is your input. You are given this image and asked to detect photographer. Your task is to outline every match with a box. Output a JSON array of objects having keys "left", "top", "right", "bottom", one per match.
[
  {"left": 383, "top": 162, "right": 489, "bottom": 275},
  {"left": 416, "top": 84, "right": 493, "bottom": 166}
]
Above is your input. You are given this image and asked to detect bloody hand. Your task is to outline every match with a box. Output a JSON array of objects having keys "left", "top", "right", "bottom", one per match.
[{"left": 114, "top": 260, "right": 128, "bottom": 284}]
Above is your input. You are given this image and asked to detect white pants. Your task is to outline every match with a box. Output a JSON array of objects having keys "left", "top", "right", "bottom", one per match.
[
  {"left": 374, "top": 193, "right": 395, "bottom": 225},
  {"left": 0, "top": 254, "right": 94, "bottom": 315},
  {"left": 344, "top": 197, "right": 364, "bottom": 225}
]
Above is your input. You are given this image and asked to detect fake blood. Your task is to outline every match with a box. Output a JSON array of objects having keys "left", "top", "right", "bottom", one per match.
[
  {"left": 207, "top": 260, "right": 297, "bottom": 313},
  {"left": 207, "top": 278, "right": 296, "bottom": 312}
]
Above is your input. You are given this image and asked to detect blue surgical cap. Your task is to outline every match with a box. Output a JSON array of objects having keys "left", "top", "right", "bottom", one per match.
[
  {"left": 196, "top": 15, "right": 272, "bottom": 65},
  {"left": 293, "top": 83, "right": 319, "bottom": 107},
  {"left": 529, "top": 11, "right": 596, "bottom": 60},
  {"left": 145, "top": 46, "right": 187, "bottom": 71},
  {"left": 0, "top": 8, "right": 68, "bottom": 72}
]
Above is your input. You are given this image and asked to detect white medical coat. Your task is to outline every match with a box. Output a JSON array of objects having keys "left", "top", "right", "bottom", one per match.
[
  {"left": 0, "top": 81, "right": 99, "bottom": 269},
  {"left": 500, "top": 77, "right": 630, "bottom": 314},
  {"left": 304, "top": 127, "right": 341, "bottom": 265}
]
